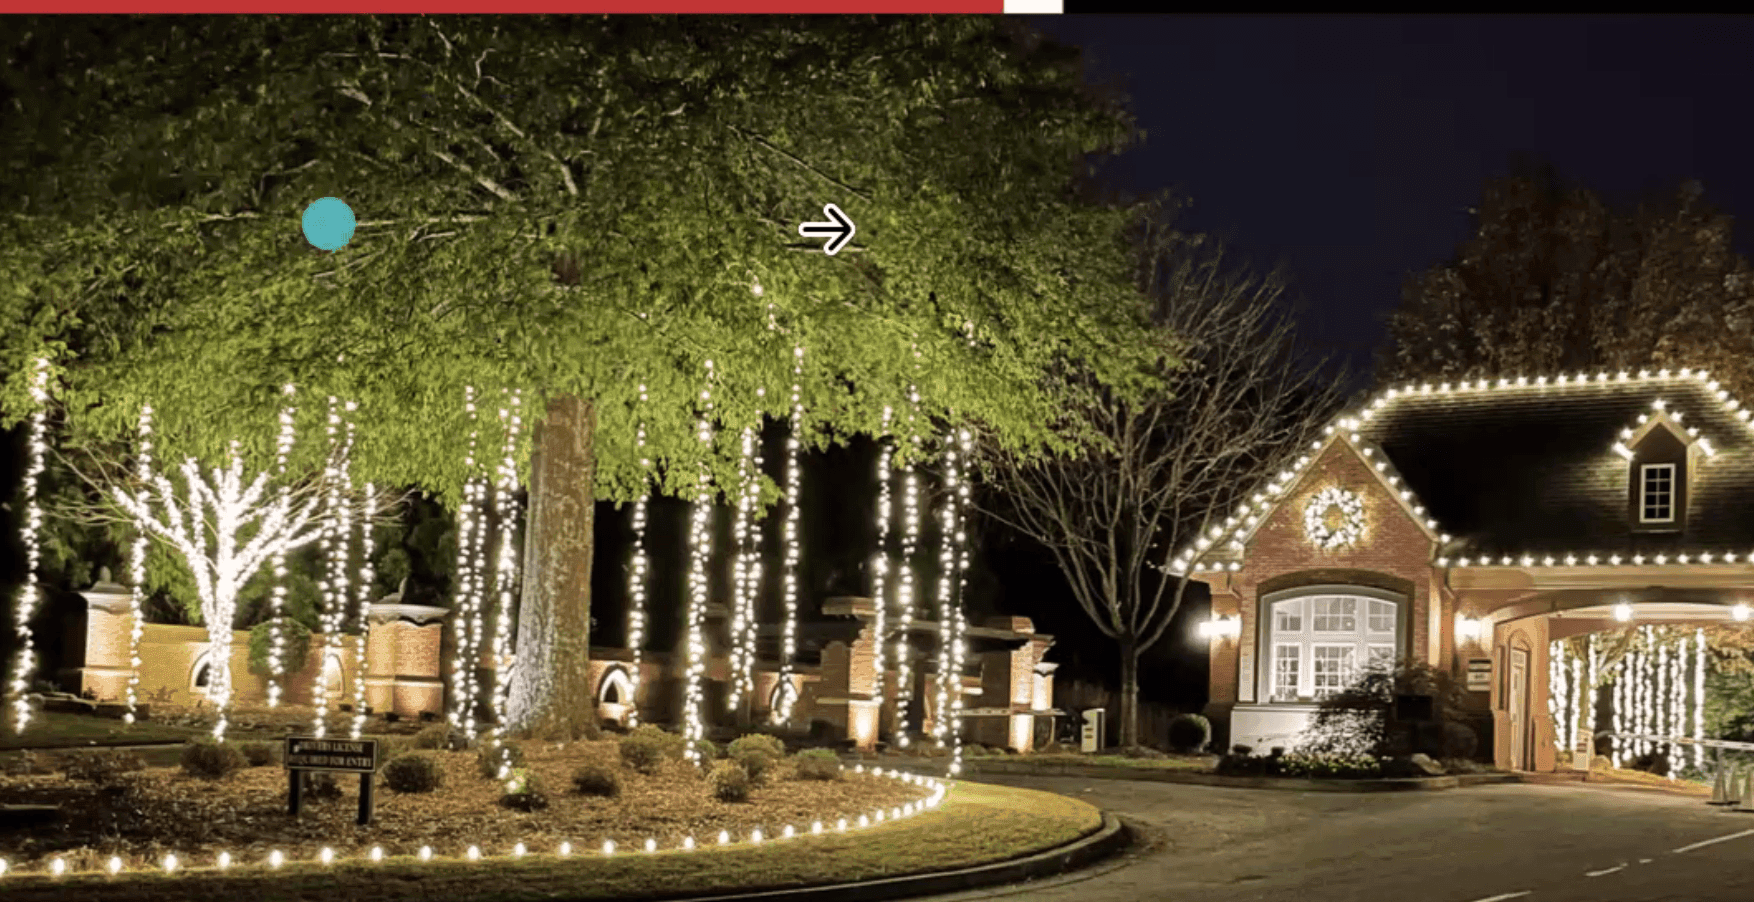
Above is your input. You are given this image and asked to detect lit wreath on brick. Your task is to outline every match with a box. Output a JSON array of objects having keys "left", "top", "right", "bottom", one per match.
[{"left": 1304, "top": 486, "right": 1365, "bottom": 550}]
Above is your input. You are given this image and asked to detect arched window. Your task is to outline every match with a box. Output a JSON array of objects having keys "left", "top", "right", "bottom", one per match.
[
  {"left": 598, "top": 667, "right": 633, "bottom": 706},
  {"left": 769, "top": 680, "right": 797, "bottom": 714},
  {"left": 1261, "top": 587, "right": 1401, "bottom": 703}
]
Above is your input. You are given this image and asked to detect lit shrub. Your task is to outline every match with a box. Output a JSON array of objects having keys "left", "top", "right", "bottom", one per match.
[
  {"left": 179, "top": 739, "right": 245, "bottom": 780},
  {"left": 571, "top": 763, "right": 621, "bottom": 798},
  {"left": 709, "top": 761, "right": 750, "bottom": 802},
  {"left": 383, "top": 752, "right": 446, "bottom": 793},
  {"left": 793, "top": 748, "right": 842, "bottom": 781}
]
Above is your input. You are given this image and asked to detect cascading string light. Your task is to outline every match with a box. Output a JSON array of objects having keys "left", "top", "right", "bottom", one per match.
[
  {"left": 461, "top": 459, "right": 492, "bottom": 745},
  {"left": 682, "top": 360, "right": 716, "bottom": 760},
  {"left": 312, "top": 398, "right": 355, "bottom": 740},
  {"left": 774, "top": 344, "right": 805, "bottom": 725},
  {"left": 347, "top": 407, "right": 375, "bottom": 741},
  {"left": 487, "top": 390, "right": 522, "bottom": 778},
  {"left": 727, "top": 418, "right": 760, "bottom": 715},
  {"left": 1694, "top": 626, "right": 1706, "bottom": 771},
  {"left": 946, "top": 427, "right": 974, "bottom": 777},
  {"left": 871, "top": 407, "right": 894, "bottom": 720},
  {"left": 265, "top": 385, "right": 297, "bottom": 709},
  {"left": 9, "top": 358, "right": 49, "bottom": 734},
  {"left": 626, "top": 385, "right": 650, "bottom": 728},
  {"left": 449, "top": 387, "right": 485, "bottom": 741},
  {"left": 124, "top": 403, "right": 154, "bottom": 724},
  {"left": 893, "top": 376, "right": 923, "bottom": 745}
]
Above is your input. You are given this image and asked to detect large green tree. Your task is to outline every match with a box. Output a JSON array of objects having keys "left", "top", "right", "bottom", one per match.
[
  {"left": 0, "top": 16, "right": 1161, "bottom": 738},
  {"left": 1382, "top": 163, "right": 1754, "bottom": 395}
]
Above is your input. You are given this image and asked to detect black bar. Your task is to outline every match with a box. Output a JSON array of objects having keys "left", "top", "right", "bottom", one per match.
[
  {"left": 288, "top": 770, "right": 303, "bottom": 817},
  {"left": 357, "top": 773, "right": 374, "bottom": 826}
]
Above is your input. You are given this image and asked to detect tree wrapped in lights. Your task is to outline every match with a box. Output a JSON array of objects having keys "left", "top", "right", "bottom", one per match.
[
  {"left": 869, "top": 407, "right": 894, "bottom": 721},
  {"left": 727, "top": 421, "right": 762, "bottom": 716},
  {"left": 485, "top": 390, "right": 522, "bottom": 773},
  {"left": 112, "top": 449, "right": 331, "bottom": 741},
  {"left": 625, "top": 385, "right": 651, "bottom": 728},
  {"left": 123, "top": 402, "right": 153, "bottom": 723},
  {"left": 893, "top": 373, "right": 925, "bottom": 746},
  {"left": 773, "top": 346, "right": 805, "bottom": 725},
  {"left": 7, "top": 359, "right": 51, "bottom": 733},
  {"left": 449, "top": 388, "right": 490, "bottom": 742},
  {"left": 264, "top": 387, "right": 298, "bottom": 708},
  {"left": 681, "top": 361, "right": 717, "bottom": 760}
]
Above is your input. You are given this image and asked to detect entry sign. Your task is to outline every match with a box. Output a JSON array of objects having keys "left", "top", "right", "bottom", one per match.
[
  {"left": 284, "top": 737, "right": 378, "bottom": 826},
  {"left": 1466, "top": 658, "right": 1492, "bottom": 692},
  {"left": 1573, "top": 727, "right": 1593, "bottom": 772}
]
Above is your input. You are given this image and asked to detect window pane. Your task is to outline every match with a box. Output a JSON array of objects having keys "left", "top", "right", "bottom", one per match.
[
  {"left": 1275, "top": 600, "right": 1303, "bottom": 632},
  {"left": 1642, "top": 466, "right": 1674, "bottom": 521},
  {"left": 1312, "top": 646, "right": 1355, "bottom": 698},
  {"left": 1273, "top": 645, "right": 1302, "bottom": 702},
  {"left": 1313, "top": 597, "right": 1357, "bottom": 632},
  {"left": 1369, "top": 600, "right": 1394, "bottom": 634}
]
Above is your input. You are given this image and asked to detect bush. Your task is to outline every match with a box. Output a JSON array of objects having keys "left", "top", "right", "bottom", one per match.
[
  {"left": 571, "top": 763, "right": 621, "bottom": 798},
  {"left": 1441, "top": 721, "right": 1478, "bottom": 759},
  {"left": 179, "top": 739, "right": 246, "bottom": 780},
  {"left": 963, "top": 744, "right": 992, "bottom": 758},
  {"left": 728, "top": 733, "right": 786, "bottom": 761},
  {"left": 500, "top": 768, "right": 549, "bottom": 811},
  {"left": 477, "top": 742, "right": 527, "bottom": 779},
  {"left": 1300, "top": 657, "right": 1471, "bottom": 758},
  {"left": 247, "top": 618, "right": 313, "bottom": 679},
  {"left": 619, "top": 725, "right": 686, "bottom": 775},
  {"left": 62, "top": 750, "right": 146, "bottom": 784},
  {"left": 1167, "top": 713, "right": 1212, "bottom": 754},
  {"left": 794, "top": 748, "right": 842, "bottom": 781},
  {"left": 691, "top": 739, "right": 720, "bottom": 763},
  {"left": 239, "top": 741, "right": 279, "bottom": 767},
  {"left": 728, "top": 734, "right": 785, "bottom": 784},
  {"left": 709, "top": 761, "right": 751, "bottom": 802},
  {"left": 413, "top": 723, "right": 456, "bottom": 750},
  {"left": 382, "top": 752, "right": 445, "bottom": 793},
  {"left": 302, "top": 771, "right": 344, "bottom": 799}
]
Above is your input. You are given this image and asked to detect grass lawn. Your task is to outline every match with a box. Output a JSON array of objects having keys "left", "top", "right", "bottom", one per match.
[
  {"left": 1023, "top": 753, "right": 1215, "bottom": 771},
  {"left": 0, "top": 781, "right": 1099, "bottom": 901},
  {"left": 0, "top": 712, "right": 202, "bottom": 750}
]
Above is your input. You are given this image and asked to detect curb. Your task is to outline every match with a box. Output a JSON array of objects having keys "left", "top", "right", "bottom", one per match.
[
  {"left": 659, "top": 812, "right": 1130, "bottom": 902},
  {"left": 893, "top": 759, "right": 1521, "bottom": 793}
]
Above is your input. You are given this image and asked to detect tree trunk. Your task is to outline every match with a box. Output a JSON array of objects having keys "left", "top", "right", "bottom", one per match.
[
  {"left": 505, "top": 394, "right": 597, "bottom": 740},
  {"left": 1118, "top": 633, "right": 1140, "bottom": 749}
]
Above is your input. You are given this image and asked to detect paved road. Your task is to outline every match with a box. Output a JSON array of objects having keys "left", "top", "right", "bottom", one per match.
[{"left": 922, "top": 775, "right": 1754, "bottom": 902}]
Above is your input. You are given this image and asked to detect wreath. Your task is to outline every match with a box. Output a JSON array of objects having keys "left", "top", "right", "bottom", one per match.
[{"left": 1304, "top": 486, "right": 1365, "bottom": 550}]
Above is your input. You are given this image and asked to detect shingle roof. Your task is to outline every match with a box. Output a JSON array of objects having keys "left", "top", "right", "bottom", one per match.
[{"left": 1171, "top": 369, "right": 1754, "bottom": 574}]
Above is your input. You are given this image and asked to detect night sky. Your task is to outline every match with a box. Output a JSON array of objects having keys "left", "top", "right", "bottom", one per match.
[
  {"left": 8, "top": 16, "right": 1754, "bottom": 729},
  {"left": 1029, "top": 15, "right": 1754, "bottom": 381}
]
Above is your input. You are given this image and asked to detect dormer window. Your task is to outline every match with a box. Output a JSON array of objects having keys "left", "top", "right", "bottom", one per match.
[{"left": 1639, "top": 464, "right": 1676, "bottom": 523}]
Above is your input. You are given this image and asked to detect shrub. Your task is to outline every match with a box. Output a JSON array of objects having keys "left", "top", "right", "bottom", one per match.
[
  {"left": 62, "top": 750, "right": 146, "bottom": 784},
  {"left": 500, "top": 768, "right": 549, "bottom": 811},
  {"left": 571, "top": 763, "right": 621, "bottom": 798},
  {"left": 691, "top": 739, "right": 720, "bottom": 763},
  {"left": 247, "top": 618, "right": 313, "bottom": 679},
  {"left": 619, "top": 725, "right": 686, "bottom": 775},
  {"left": 1441, "top": 721, "right": 1478, "bottom": 759},
  {"left": 179, "top": 739, "right": 246, "bottom": 780},
  {"left": 728, "top": 733, "right": 785, "bottom": 783},
  {"left": 709, "top": 761, "right": 750, "bottom": 802},
  {"left": 1300, "top": 657, "right": 1471, "bottom": 758},
  {"left": 794, "top": 748, "right": 841, "bottom": 781},
  {"left": 239, "top": 741, "right": 279, "bottom": 767},
  {"left": 382, "top": 752, "right": 445, "bottom": 793},
  {"left": 304, "top": 771, "right": 344, "bottom": 799},
  {"left": 728, "top": 733, "right": 786, "bottom": 761},
  {"left": 1167, "top": 713, "right": 1212, "bottom": 754},
  {"left": 477, "top": 742, "right": 527, "bottom": 779},
  {"left": 413, "top": 723, "right": 455, "bottom": 750},
  {"left": 963, "top": 744, "right": 992, "bottom": 758}
]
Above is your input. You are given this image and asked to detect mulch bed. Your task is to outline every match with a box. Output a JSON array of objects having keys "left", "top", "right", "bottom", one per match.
[{"left": 0, "top": 738, "right": 930, "bottom": 874}]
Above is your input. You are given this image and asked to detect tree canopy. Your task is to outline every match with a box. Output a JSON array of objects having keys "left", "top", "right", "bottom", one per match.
[
  {"left": 1381, "top": 163, "right": 1754, "bottom": 395},
  {"left": 0, "top": 15, "right": 1162, "bottom": 504}
]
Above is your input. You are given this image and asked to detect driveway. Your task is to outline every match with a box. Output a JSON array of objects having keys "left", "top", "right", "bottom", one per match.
[{"left": 917, "top": 775, "right": 1754, "bottom": 902}]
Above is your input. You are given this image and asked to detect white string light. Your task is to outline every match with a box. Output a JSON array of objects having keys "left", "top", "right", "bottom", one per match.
[
  {"left": 124, "top": 402, "right": 153, "bottom": 724},
  {"left": 313, "top": 398, "right": 357, "bottom": 740},
  {"left": 450, "top": 388, "right": 488, "bottom": 742},
  {"left": 894, "top": 345, "right": 924, "bottom": 745},
  {"left": 774, "top": 344, "right": 805, "bottom": 725},
  {"left": 263, "top": 386, "right": 297, "bottom": 708},
  {"left": 8, "top": 358, "right": 49, "bottom": 733},
  {"left": 947, "top": 427, "right": 973, "bottom": 777},
  {"left": 486, "top": 390, "right": 522, "bottom": 777},
  {"left": 348, "top": 407, "right": 375, "bottom": 739},
  {"left": 728, "top": 418, "right": 761, "bottom": 714},
  {"left": 682, "top": 361, "right": 716, "bottom": 760},
  {"left": 1694, "top": 626, "right": 1706, "bottom": 770},
  {"left": 871, "top": 407, "right": 894, "bottom": 721},
  {"left": 626, "top": 385, "right": 650, "bottom": 728}
]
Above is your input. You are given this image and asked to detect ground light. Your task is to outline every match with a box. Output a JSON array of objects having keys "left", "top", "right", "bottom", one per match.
[
  {"left": 1735, "top": 603, "right": 1751, "bottom": 621},
  {"left": 1614, "top": 602, "right": 1633, "bottom": 622}
]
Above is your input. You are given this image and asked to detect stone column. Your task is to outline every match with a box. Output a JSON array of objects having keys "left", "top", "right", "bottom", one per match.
[
  {"left": 64, "top": 575, "right": 135, "bottom": 701},
  {"left": 364, "top": 601, "right": 448, "bottom": 719}
]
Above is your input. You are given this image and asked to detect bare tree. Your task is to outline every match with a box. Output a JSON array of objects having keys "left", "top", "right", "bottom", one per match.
[{"left": 977, "top": 223, "right": 1344, "bottom": 749}]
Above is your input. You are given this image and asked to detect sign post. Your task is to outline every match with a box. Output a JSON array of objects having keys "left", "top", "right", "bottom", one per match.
[
  {"left": 1466, "top": 658, "right": 1492, "bottom": 692},
  {"left": 284, "top": 737, "right": 379, "bottom": 826}
]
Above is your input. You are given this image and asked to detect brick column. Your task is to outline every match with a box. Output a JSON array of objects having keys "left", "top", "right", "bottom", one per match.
[
  {"left": 364, "top": 602, "right": 448, "bottom": 719},
  {"left": 65, "top": 578, "right": 136, "bottom": 701}
]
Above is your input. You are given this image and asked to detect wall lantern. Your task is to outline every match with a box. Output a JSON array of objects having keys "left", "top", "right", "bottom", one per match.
[
  {"left": 1456, "top": 616, "right": 1484, "bottom": 643},
  {"left": 1197, "top": 616, "right": 1241, "bottom": 640},
  {"left": 1733, "top": 603, "right": 1751, "bottom": 622},
  {"left": 1613, "top": 602, "right": 1634, "bottom": 623}
]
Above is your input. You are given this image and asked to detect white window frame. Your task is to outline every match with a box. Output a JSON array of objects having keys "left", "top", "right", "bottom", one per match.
[
  {"left": 1639, "top": 463, "right": 1676, "bottom": 524},
  {"left": 1258, "top": 586, "right": 1402, "bottom": 704}
]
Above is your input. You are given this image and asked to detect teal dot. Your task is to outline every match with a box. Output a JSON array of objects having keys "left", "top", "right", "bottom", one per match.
[{"left": 302, "top": 197, "right": 356, "bottom": 252}]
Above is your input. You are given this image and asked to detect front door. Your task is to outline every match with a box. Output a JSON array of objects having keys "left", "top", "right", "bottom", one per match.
[{"left": 1509, "top": 646, "right": 1530, "bottom": 770}]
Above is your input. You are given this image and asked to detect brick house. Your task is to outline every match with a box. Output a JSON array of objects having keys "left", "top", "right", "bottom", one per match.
[{"left": 1185, "top": 368, "right": 1754, "bottom": 770}]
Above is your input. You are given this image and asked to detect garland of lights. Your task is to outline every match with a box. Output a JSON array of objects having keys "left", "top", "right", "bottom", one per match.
[
  {"left": 449, "top": 388, "right": 487, "bottom": 741},
  {"left": 265, "top": 386, "right": 297, "bottom": 708},
  {"left": 312, "top": 399, "right": 357, "bottom": 740},
  {"left": 681, "top": 361, "right": 716, "bottom": 760},
  {"left": 0, "top": 765, "right": 946, "bottom": 878},
  {"left": 1302, "top": 486, "right": 1365, "bottom": 551},
  {"left": 626, "top": 384, "right": 650, "bottom": 728},
  {"left": 946, "top": 427, "right": 974, "bottom": 777},
  {"left": 123, "top": 403, "right": 153, "bottom": 724},
  {"left": 1694, "top": 627, "right": 1706, "bottom": 770},
  {"left": 1560, "top": 625, "right": 1716, "bottom": 775},
  {"left": 893, "top": 366, "right": 924, "bottom": 747},
  {"left": 486, "top": 391, "right": 522, "bottom": 775},
  {"left": 349, "top": 474, "right": 375, "bottom": 741},
  {"left": 8, "top": 359, "right": 49, "bottom": 733},
  {"left": 773, "top": 346, "right": 805, "bottom": 725},
  {"left": 871, "top": 408, "right": 894, "bottom": 715}
]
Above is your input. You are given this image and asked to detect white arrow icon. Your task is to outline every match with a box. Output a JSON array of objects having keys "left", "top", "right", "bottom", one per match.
[{"left": 798, "top": 203, "right": 856, "bottom": 256}]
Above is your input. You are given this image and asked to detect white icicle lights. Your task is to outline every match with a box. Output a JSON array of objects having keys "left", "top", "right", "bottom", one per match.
[
  {"left": 8, "top": 359, "right": 50, "bottom": 733},
  {"left": 626, "top": 384, "right": 650, "bottom": 728},
  {"left": 265, "top": 385, "right": 297, "bottom": 708},
  {"left": 774, "top": 345, "right": 805, "bottom": 725},
  {"left": 682, "top": 361, "right": 716, "bottom": 760}
]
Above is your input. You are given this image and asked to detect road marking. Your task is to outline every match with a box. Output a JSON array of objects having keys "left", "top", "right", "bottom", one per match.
[
  {"left": 1468, "top": 893, "right": 1531, "bottom": 902},
  {"left": 1585, "top": 865, "right": 1626, "bottom": 877},
  {"left": 1671, "top": 828, "right": 1754, "bottom": 854}
]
